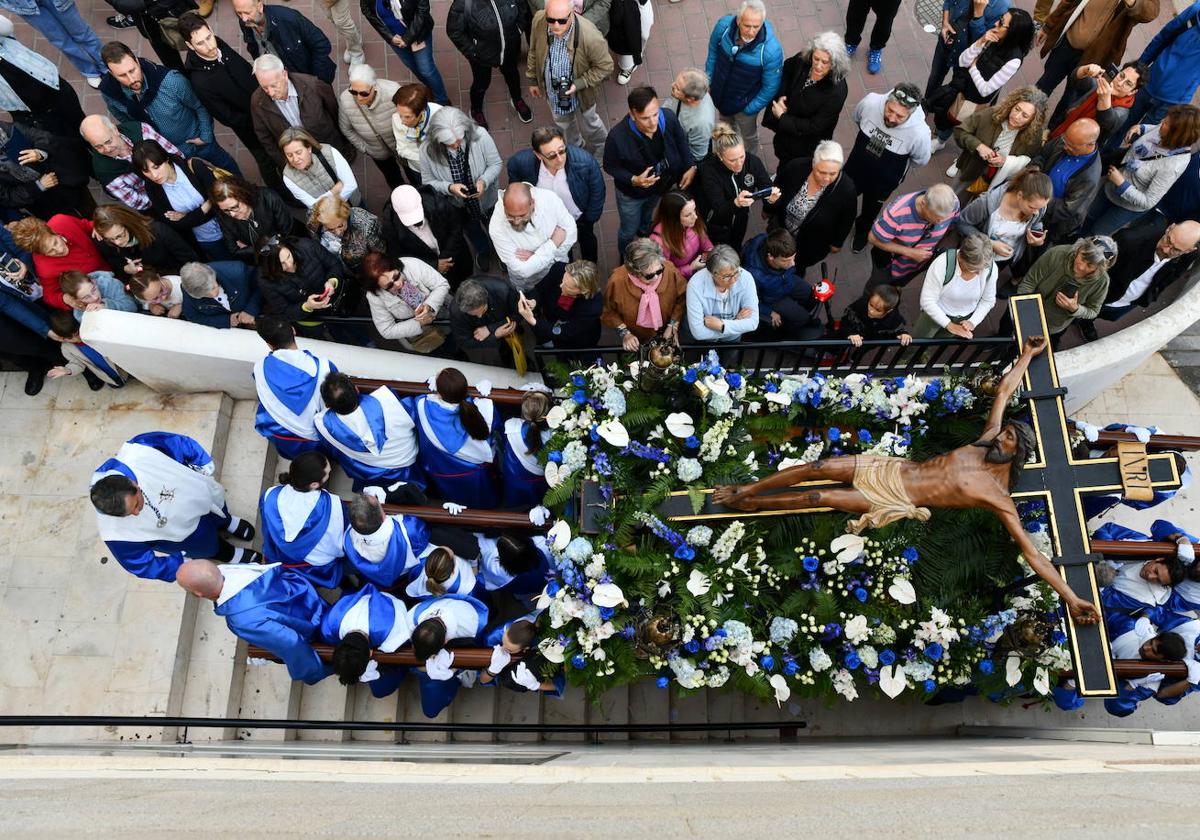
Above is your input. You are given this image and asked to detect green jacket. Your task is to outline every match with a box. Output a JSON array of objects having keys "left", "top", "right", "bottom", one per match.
[
  {"left": 526, "top": 12, "right": 614, "bottom": 112},
  {"left": 1016, "top": 244, "right": 1109, "bottom": 334}
]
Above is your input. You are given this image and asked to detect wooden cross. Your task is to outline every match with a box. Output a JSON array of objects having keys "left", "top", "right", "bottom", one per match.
[{"left": 1006, "top": 294, "right": 1185, "bottom": 697}]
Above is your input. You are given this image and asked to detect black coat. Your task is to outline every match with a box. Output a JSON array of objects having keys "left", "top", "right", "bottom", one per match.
[
  {"left": 770, "top": 158, "right": 859, "bottom": 269},
  {"left": 259, "top": 237, "right": 346, "bottom": 321},
  {"left": 238, "top": 5, "right": 335, "bottom": 83},
  {"left": 381, "top": 188, "right": 472, "bottom": 285},
  {"left": 216, "top": 186, "right": 304, "bottom": 261},
  {"left": 362, "top": 0, "right": 433, "bottom": 44},
  {"left": 96, "top": 218, "right": 198, "bottom": 282},
  {"left": 183, "top": 39, "right": 260, "bottom": 143},
  {"left": 446, "top": 0, "right": 527, "bottom": 67},
  {"left": 760, "top": 56, "right": 847, "bottom": 166},
  {"left": 143, "top": 157, "right": 220, "bottom": 242},
  {"left": 525, "top": 269, "right": 602, "bottom": 349},
  {"left": 693, "top": 151, "right": 772, "bottom": 250},
  {"left": 606, "top": 0, "right": 644, "bottom": 62},
  {"left": 449, "top": 275, "right": 519, "bottom": 353},
  {"left": 1105, "top": 214, "right": 1198, "bottom": 309}
]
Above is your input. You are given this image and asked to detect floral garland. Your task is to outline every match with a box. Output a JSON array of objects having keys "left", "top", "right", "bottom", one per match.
[{"left": 534, "top": 354, "right": 1070, "bottom": 706}]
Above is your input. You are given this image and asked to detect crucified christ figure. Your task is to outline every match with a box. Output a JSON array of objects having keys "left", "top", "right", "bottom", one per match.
[{"left": 713, "top": 336, "right": 1100, "bottom": 624}]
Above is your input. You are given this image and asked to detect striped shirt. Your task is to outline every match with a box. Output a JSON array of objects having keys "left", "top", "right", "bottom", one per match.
[{"left": 871, "top": 191, "right": 958, "bottom": 280}]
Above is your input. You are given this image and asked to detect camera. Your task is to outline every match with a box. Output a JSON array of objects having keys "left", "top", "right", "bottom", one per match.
[{"left": 552, "top": 75, "right": 574, "bottom": 112}]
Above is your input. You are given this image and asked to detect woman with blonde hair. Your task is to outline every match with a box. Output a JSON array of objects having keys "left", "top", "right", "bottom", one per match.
[
  {"left": 92, "top": 204, "right": 196, "bottom": 283},
  {"left": 306, "top": 194, "right": 386, "bottom": 276},
  {"left": 515, "top": 259, "right": 603, "bottom": 350},
  {"left": 499, "top": 389, "right": 553, "bottom": 509},
  {"left": 279, "top": 127, "right": 359, "bottom": 209},
  {"left": 693, "top": 121, "right": 779, "bottom": 249}
]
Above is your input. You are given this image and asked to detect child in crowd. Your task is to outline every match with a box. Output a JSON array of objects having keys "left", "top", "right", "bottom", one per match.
[
  {"left": 58, "top": 270, "right": 137, "bottom": 320},
  {"left": 125, "top": 269, "right": 183, "bottom": 318},
  {"left": 833, "top": 284, "right": 912, "bottom": 346},
  {"left": 45, "top": 310, "right": 128, "bottom": 390}
]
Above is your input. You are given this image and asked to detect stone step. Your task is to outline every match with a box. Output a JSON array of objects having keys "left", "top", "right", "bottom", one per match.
[
  {"left": 591, "top": 684, "right": 629, "bottom": 742},
  {"left": 626, "top": 679, "right": 669, "bottom": 742},
  {"left": 495, "top": 686, "right": 542, "bottom": 743},
  {"left": 348, "top": 685, "right": 402, "bottom": 743},
  {"left": 449, "top": 675, "right": 498, "bottom": 743},
  {"left": 398, "top": 678, "right": 449, "bottom": 743},
  {"left": 705, "top": 689, "right": 747, "bottom": 742},
  {"left": 235, "top": 650, "right": 301, "bottom": 742},
  {"left": 295, "top": 678, "right": 354, "bottom": 742}
]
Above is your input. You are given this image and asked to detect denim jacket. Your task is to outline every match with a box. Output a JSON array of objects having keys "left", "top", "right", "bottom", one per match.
[
  {"left": 0, "top": 0, "right": 78, "bottom": 17},
  {"left": 0, "top": 34, "right": 61, "bottom": 113}
]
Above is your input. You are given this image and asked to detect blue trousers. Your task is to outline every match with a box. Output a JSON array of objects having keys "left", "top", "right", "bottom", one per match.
[
  {"left": 1080, "top": 191, "right": 1145, "bottom": 237},
  {"left": 615, "top": 190, "right": 660, "bottom": 258},
  {"left": 21, "top": 0, "right": 104, "bottom": 77},
  {"left": 392, "top": 33, "right": 451, "bottom": 105}
]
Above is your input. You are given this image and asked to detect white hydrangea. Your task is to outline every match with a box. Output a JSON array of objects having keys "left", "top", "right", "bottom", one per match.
[
  {"left": 809, "top": 647, "right": 833, "bottom": 672},
  {"left": 832, "top": 668, "right": 858, "bottom": 701}
]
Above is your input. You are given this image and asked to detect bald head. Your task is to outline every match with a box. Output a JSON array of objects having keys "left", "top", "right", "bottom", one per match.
[
  {"left": 545, "top": 0, "right": 571, "bottom": 17},
  {"left": 1161, "top": 221, "right": 1200, "bottom": 259},
  {"left": 1063, "top": 119, "right": 1100, "bottom": 156},
  {"left": 502, "top": 183, "right": 534, "bottom": 230},
  {"left": 176, "top": 559, "right": 225, "bottom": 601},
  {"left": 80, "top": 114, "right": 128, "bottom": 158}
]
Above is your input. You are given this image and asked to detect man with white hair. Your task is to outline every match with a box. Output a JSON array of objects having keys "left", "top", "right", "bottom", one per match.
[
  {"left": 249, "top": 54, "right": 353, "bottom": 168},
  {"left": 231, "top": 0, "right": 338, "bottom": 82},
  {"left": 867, "top": 184, "right": 960, "bottom": 288},
  {"left": 704, "top": 0, "right": 783, "bottom": 155},
  {"left": 338, "top": 64, "right": 405, "bottom": 188},
  {"left": 80, "top": 113, "right": 183, "bottom": 210},
  {"left": 489, "top": 181, "right": 577, "bottom": 291},
  {"left": 179, "top": 261, "right": 262, "bottom": 329},
  {"left": 665, "top": 68, "right": 717, "bottom": 163}
]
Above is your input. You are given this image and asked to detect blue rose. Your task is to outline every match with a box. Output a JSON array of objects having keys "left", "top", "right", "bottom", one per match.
[
  {"left": 683, "top": 368, "right": 698, "bottom": 383},
  {"left": 858, "top": 429, "right": 873, "bottom": 443},
  {"left": 571, "top": 654, "right": 587, "bottom": 669},
  {"left": 674, "top": 545, "right": 696, "bottom": 561},
  {"left": 822, "top": 623, "right": 842, "bottom": 641},
  {"left": 802, "top": 555, "right": 819, "bottom": 573},
  {"left": 684, "top": 435, "right": 700, "bottom": 450},
  {"left": 546, "top": 580, "right": 561, "bottom": 597},
  {"left": 901, "top": 546, "right": 919, "bottom": 564},
  {"left": 760, "top": 655, "right": 775, "bottom": 671},
  {"left": 1051, "top": 629, "right": 1067, "bottom": 645},
  {"left": 656, "top": 676, "right": 670, "bottom": 688},
  {"left": 854, "top": 587, "right": 868, "bottom": 603},
  {"left": 589, "top": 425, "right": 600, "bottom": 441},
  {"left": 572, "top": 389, "right": 587, "bottom": 404},
  {"left": 924, "top": 643, "right": 944, "bottom": 661},
  {"left": 714, "top": 628, "right": 728, "bottom": 638},
  {"left": 725, "top": 372, "right": 743, "bottom": 389},
  {"left": 924, "top": 381, "right": 942, "bottom": 400},
  {"left": 879, "top": 649, "right": 896, "bottom": 666},
  {"left": 685, "top": 639, "right": 701, "bottom": 654},
  {"left": 547, "top": 450, "right": 563, "bottom": 464},
  {"left": 783, "top": 660, "right": 799, "bottom": 676},
  {"left": 923, "top": 679, "right": 937, "bottom": 693},
  {"left": 571, "top": 374, "right": 585, "bottom": 387},
  {"left": 828, "top": 427, "right": 841, "bottom": 442},
  {"left": 765, "top": 382, "right": 779, "bottom": 393},
  {"left": 978, "top": 659, "right": 994, "bottom": 675},
  {"left": 845, "top": 650, "right": 862, "bottom": 670},
  {"left": 599, "top": 606, "right": 615, "bottom": 621}
]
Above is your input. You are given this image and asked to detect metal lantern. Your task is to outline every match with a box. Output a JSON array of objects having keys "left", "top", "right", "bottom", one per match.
[
  {"left": 633, "top": 609, "right": 681, "bottom": 659},
  {"left": 998, "top": 616, "right": 1055, "bottom": 658},
  {"left": 638, "top": 335, "right": 681, "bottom": 392}
]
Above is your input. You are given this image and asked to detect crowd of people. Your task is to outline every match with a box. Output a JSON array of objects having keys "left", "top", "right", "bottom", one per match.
[{"left": 3, "top": 0, "right": 1200, "bottom": 395}]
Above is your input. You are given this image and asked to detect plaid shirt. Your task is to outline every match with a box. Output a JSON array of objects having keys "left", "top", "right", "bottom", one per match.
[
  {"left": 447, "top": 146, "right": 482, "bottom": 220},
  {"left": 103, "top": 125, "right": 184, "bottom": 211},
  {"left": 102, "top": 68, "right": 214, "bottom": 150},
  {"left": 543, "top": 20, "right": 576, "bottom": 117}
]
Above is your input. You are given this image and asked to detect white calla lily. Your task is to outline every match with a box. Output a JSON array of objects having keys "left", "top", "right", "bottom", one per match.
[
  {"left": 765, "top": 391, "right": 792, "bottom": 406},
  {"left": 543, "top": 461, "right": 561, "bottom": 488},
  {"left": 548, "top": 520, "right": 571, "bottom": 551},
  {"left": 769, "top": 674, "right": 791, "bottom": 707},
  {"left": 888, "top": 578, "right": 917, "bottom": 605},
  {"left": 1005, "top": 653, "right": 1022, "bottom": 687},
  {"left": 665, "top": 412, "right": 696, "bottom": 438},
  {"left": 831, "top": 533, "right": 866, "bottom": 563},
  {"left": 597, "top": 419, "right": 630, "bottom": 447},
  {"left": 546, "top": 404, "right": 567, "bottom": 429},
  {"left": 1033, "top": 667, "right": 1050, "bottom": 695},
  {"left": 540, "top": 640, "right": 566, "bottom": 663},
  {"left": 878, "top": 664, "right": 906, "bottom": 698},
  {"left": 591, "top": 582, "right": 628, "bottom": 608},
  {"left": 686, "top": 569, "right": 712, "bottom": 597}
]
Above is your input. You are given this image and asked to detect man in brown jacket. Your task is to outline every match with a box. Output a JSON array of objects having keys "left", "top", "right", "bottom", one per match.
[
  {"left": 1035, "top": 0, "right": 1160, "bottom": 100},
  {"left": 250, "top": 54, "right": 356, "bottom": 168},
  {"left": 527, "top": 0, "right": 614, "bottom": 157}
]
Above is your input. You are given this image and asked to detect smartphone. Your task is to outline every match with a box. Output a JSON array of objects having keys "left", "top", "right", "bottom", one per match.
[
  {"left": 748, "top": 187, "right": 774, "bottom": 200},
  {"left": 1061, "top": 282, "right": 1080, "bottom": 298},
  {"left": 316, "top": 286, "right": 332, "bottom": 302}
]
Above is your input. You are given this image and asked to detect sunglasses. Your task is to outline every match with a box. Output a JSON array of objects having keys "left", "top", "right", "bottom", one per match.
[
  {"left": 891, "top": 89, "right": 920, "bottom": 108},
  {"left": 539, "top": 147, "right": 568, "bottom": 160},
  {"left": 640, "top": 267, "right": 665, "bottom": 280},
  {"left": 546, "top": 15, "right": 570, "bottom": 24},
  {"left": 350, "top": 88, "right": 373, "bottom": 97}
]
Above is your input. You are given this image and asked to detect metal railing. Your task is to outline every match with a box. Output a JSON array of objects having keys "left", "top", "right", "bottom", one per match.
[{"left": 534, "top": 337, "right": 1016, "bottom": 388}]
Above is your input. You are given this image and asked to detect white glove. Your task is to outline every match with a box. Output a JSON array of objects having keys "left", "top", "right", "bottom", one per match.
[
  {"left": 359, "top": 659, "right": 381, "bottom": 683},
  {"left": 512, "top": 662, "right": 541, "bottom": 691},
  {"left": 442, "top": 501, "right": 466, "bottom": 515},
  {"left": 363, "top": 486, "right": 387, "bottom": 504},
  {"left": 475, "top": 378, "right": 493, "bottom": 397},
  {"left": 1124, "top": 425, "right": 1153, "bottom": 444},
  {"left": 246, "top": 657, "right": 272, "bottom": 666},
  {"left": 1178, "top": 537, "right": 1196, "bottom": 563},
  {"left": 487, "top": 644, "right": 512, "bottom": 675},
  {"left": 529, "top": 505, "right": 550, "bottom": 526},
  {"left": 1075, "top": 421, "right": 1100, "bottom": 443},
  {"left": 189, "top": 460, "right": 216, "bottom": 476},
  {"left": 425, "top": 649, "right": 455, "bottom": 680},
  {"left": 427, "top": 374, "right": 438, "bottom": 392},
  {"left": 518, "top": 382, "right": 553, "bottom": 393},
  {"left": 1187, "top": 659, "right": 1200, "bottom": 686},
  {"left": 1128, "top": 672, "right": 1165, "bottom": 689}
]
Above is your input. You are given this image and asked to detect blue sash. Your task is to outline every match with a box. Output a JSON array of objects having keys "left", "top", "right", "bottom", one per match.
[{"left": 260, "top": 485, "right": 334, "bottom": 564}]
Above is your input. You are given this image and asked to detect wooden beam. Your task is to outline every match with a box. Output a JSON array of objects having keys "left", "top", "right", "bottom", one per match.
[
  {"left": 1068, "top": 422, "right": 1200, "bottom": 452},
  {"left": 1096, "top": 660, "right": 1187, "bottom": 679},
  {"left": 351, "top": 376, "right": 530, "bottom": 406},
  {"left": 379, "top": 503, "right": 545, "bottom": 530},
  {"left": 247, "top": 644, "right": 524, "bottom": 669},
  {"left": 1091, "top": 539, "right": 1197, "bottom": 558}
]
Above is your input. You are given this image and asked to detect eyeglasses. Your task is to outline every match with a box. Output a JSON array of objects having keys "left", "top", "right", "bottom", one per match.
[
  {"left": 1087, "top": 236, "right": 1117, "bottom": 263},
  {"left": 639, "top": 267, "right": 665, "bottom": 280},
  {"left": 546, "top": 15, "right": 570, "bottom": 24},
  {"left": 350, "top": 88, "right": 373, "bottom": 97},
  {"left": 383, "top": 273, "right": 404, "bottom": 291},
  {"left": 539, "top": 147, "right": 568, "bottom": 160}
]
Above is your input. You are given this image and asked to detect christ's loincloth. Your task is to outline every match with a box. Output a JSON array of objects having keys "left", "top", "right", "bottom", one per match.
[{"left": 847, "top": 455, "right": 931, "bottom": 534}]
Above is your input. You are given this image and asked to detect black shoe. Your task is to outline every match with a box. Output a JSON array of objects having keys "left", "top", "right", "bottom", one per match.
[
  {"left": 227, "top": 518, "right": 256, "bottom": 541},
  {"left": 471, "top": 109, "right": 489, "bottom": 130},
  {"left": 82, "top": 368, "right": 105, "bottom": 391},
  {"left": 106, "top": 13, "right": 137, "bottom": 28},
  {"left": 513, "top": 98, "right": 533, "bottom": 123},
  {"left": 24, "top": 368, "right": 45, "bottom": 396},
  {"left": 1078, "top": 319, "right": 1099, "bottom": 343},
  {"left": 851, "top": 229, "right": 869, "bottom": 254},
  {"left": 475, "top": 252, "right": 491, "bottom": 272}
]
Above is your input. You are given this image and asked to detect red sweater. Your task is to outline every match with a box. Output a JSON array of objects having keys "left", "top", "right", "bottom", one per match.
[{"left": 33, "top": 215, "right": 105, "bottom": 310}]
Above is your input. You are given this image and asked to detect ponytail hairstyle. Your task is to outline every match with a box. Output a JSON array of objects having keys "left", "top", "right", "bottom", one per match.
[
  {"left": 278, "top": 450, "right": 329, "bottom": 491},
  {"left": 423, "top": 546, "right": 457, "bottom": 597},
  {"left": 1004, "top": 166, "right": 1053, "bottom": 203},
  {"left": 520, "top": 390, "right": 551, "bottom": 455},
  {"left": 436, "top": 367, "right": 490, "bottom": 441}
]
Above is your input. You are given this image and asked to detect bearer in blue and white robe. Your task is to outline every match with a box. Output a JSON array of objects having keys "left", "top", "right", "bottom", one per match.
[
  {"left": 499, "top": 415, "right": 550, "bottom": 509},
  {"left": 177, "top": 559, "right": 330, "bottom": 685},
  {"left": 91, "top": 432, "right": 257, "bottom": 582},
  {"left": 1104, "top": 612, "right": 1194, "bottom": 717},
  {"left": 260, "top": 477, "right": 346, "bottom": 589},
  {"left": 477, "top": 533, "right": 552, "bottom": 599},
  {"left": 1094, "top": 519, "right": 1197, "bottom": 614},
  {"left": 343, "top": 489, "right": 433, "bottom": 588},
  {"left": 314, "top": 379, "right": 424, "bottom": 493},
  {"left": 405, "top": 548, "right": 479, "bottom": 599},
  {"left": 412, "top": 390, "right": 499, "bottom": 509},
  {"left": 320, "top": 584, "right": 414, "bottom": 697},
  {"left": 479, "top": 609, "right": 566, "bottom": 696},
  {"left": 409, "top": 594, "right": 490, "bottom": 717},
  {"left": 252, "top": 337, "right": 337, "bottom": 459}
]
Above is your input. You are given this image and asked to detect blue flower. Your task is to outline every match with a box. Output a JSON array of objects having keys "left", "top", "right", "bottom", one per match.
[
  {"left": 822, "top": 623, "right": 842, "bottom": 641},
  {"left": 674, "top": 545, "right": 696, "bottom": 561},
  {"left": 620, "top": 624, "right": 636, "bottom": 640},
  {"left": 760, "top": 655, "right": 775, "bottom": 671},
  {"left": 901, "top": 546, "right": 919, "bottom": 564},
  {"left": 783, "top": 659, "right": 799, "bottom": 676},
  {"left": 844, "top": 650, "right": 862, "bottom": 670},
  {"left": 924, "top": 381, "right": 942, "bottom": 401},
  {"left": 683, "top": 368, "right": 698, "bottom": 383},
  {"left": 599, "top": 606, "right": 615, "bottom": 621},
  {"left": 684, "top": 639, "right": 700, "bottom": 654},
  {"left": 684, "top": 435, "right": 700, "bottom": 450},
  {"left": 858, "top": 429, "right": 873, "bottom": 443},
  {"left": 828, "top": 427, "right": 841, "bottom": 442},
  {"left": 571, "top": 389, "right": 587, "bottom": 404},
  {"left": 571, "top": 374, "right": 585, "bottom": 387},
  {"left": 571, "top": 654, "right": 587, "bottom": 669},
  {"left": 923, "top": 679, "right": 937, "bottom": 693},
  {"left": 854, "top": 587, "right": 868, "bottom": 603},
  {"left": 1051, "top": 629, "right": 1067, "bottom": 645},
  {"left": 656, "top": 676, "right": 670, "bottom": 688},
  {"left": 978, "top": 659, "right": 994, "bottom": 675},
  {"left": 802, "top": 555, "right": 819, "bottom": 573},
  {"left": 589, "top": 425, "right": 600, "bottom": 441},
  {"left": 879, "top": 649, "right": 896, "bottom": 666},
  {"left": 765, "top": 382, "right": 779, "bottom": 393},
  {"left": 714, "top": 628, "right": 727, "bottom": 638},
  {"left": 924, "top": 643, "right": 944, "bottom": 661},
  {"left": 547, "top": 450, "right": 563, "bottom": 464},
  {"left": 725, "top": 372, "right": 743, "bottom": 389},
  {"left": 546, "top": 580, "right": 561, "bottom": 597}
]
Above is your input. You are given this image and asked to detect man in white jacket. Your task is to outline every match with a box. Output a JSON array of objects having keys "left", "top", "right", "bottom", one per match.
[{"left": 488, "top": 182, "right": 577, "bottom": 291}]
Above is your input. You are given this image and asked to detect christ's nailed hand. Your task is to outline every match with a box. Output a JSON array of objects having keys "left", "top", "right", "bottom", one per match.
[{"left": 1023, "top": 335, "right": 1046, "bottom": 356}]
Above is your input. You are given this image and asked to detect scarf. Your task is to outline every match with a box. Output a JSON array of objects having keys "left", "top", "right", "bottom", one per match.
[
  {"left": 1049, "top": 89, "right": 1136, "bottom": 141},
  {"left": 628, "top": 271, "right": 663, "bottom": 330}
]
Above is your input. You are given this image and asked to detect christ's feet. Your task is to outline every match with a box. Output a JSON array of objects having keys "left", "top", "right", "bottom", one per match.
[{"left": 713, "top": 485, "right": 759, "bottom": 511}]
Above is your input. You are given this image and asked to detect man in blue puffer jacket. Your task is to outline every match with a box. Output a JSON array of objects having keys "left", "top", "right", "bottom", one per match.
[
  {"left": 704, "top": 0, "right": 782, "bottom": 156},
  {"left": 1129, "top": 1, "right": 1200, "bottom": 129}
]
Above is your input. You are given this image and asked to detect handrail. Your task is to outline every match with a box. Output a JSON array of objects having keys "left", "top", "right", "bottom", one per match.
[
  {"left": 1092, "top": 539, "right": 1198, "bottom": 558},
  {"left": 351, "top": 376, "right": 531, "bottom": 405},
  {"left": 378, "top": 502, "right": 543, "bottom": 528},
  {"left": 248, "top": 644, "right": 517, "bottom": 669}
]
